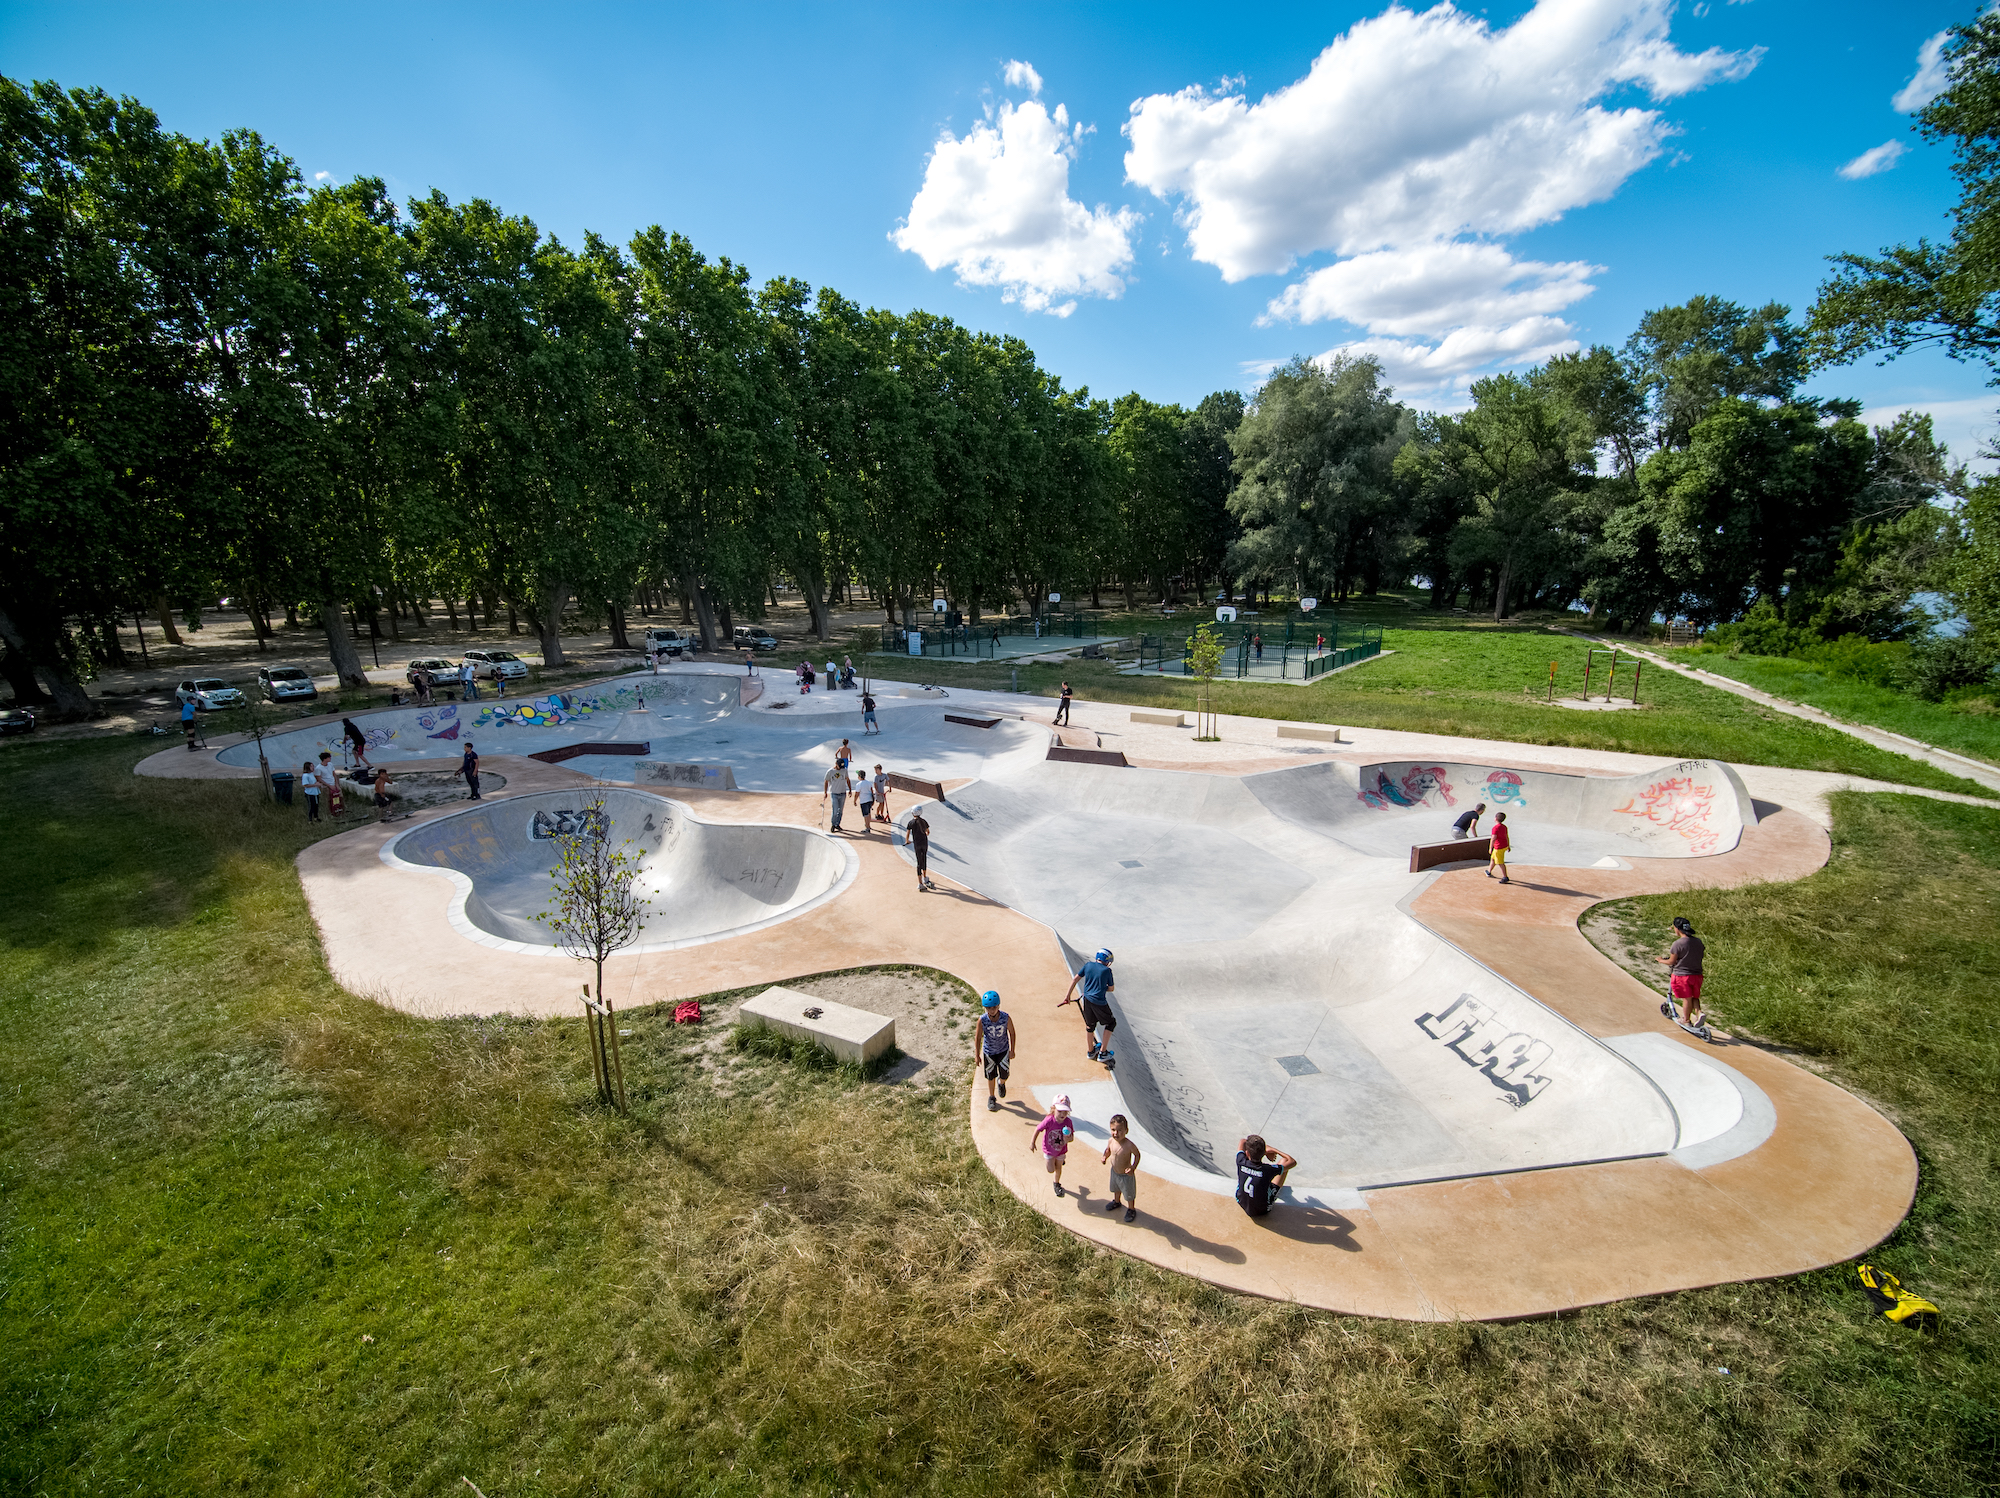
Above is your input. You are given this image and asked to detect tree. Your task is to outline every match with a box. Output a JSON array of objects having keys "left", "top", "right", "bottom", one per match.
[
  {"left": 540, "top": 794, "right": 649, "bottom": 1111},
  {"left": 1186, "top": 621, "right": 1224, "bottom": 740},
  {"left": 1808, "top": 10, "right": 2000, "bottom": 377},
  {"left": 1624, "top": 296, "right": 1807, "bottom": 451}
]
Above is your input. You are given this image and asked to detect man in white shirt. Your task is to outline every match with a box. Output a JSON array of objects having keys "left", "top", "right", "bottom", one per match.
[
  {"left": 821, "top": 759, "right": 852, "bottom": 833},
  {"left": 459, "top": 659, "right": 478, "bottom": 701}
]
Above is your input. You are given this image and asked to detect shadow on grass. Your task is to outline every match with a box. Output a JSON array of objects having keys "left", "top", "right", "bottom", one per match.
[{"left": 730, "top": 1020, "right": 906, "bottom": 1083}]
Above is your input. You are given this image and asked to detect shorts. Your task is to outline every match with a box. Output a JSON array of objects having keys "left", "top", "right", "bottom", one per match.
[
  {"left": 982, "top": 1051, "right": 1010, "bottom": 1080},
  {"left": 1452, "top": 827, "right": 1469, "bottom": 839},
  {"left": 1489, "top": 847, "right": 1507, "bottom": 864},
  {"left": 1236, "top": 1193, "right": 1270, "bottom": 1218},
  {"left": 1043, "top": 1150, "right": 1067, "bottom": 1172},
  {"left": 1080, "top": 999, "right": 1116, "bottom": 1034},
  {"left": 1670, "top": 973, "right": 1704, "bottom": 1002},
  {"left": 374, "top": 793, "right": 390, "bottom": 809},
  {"left": 858, "top": 798, "right": 875, "bottom": 817},
  {"left": 863, "top": 711, "right": 877, "bottom": 726},
  {"left": 1108, "top": 1169, "right": 1136, "bottom": 1202},
  {"left": 913, "top": 846, "right": 928, "bottom": 871}
]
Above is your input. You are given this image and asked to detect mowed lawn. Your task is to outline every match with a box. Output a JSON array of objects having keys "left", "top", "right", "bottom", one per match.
[
  {"left": 860, "top": 609, "right": 1997, "bottom": 799},
  {"left": 2, "top": 710, "right": 1997, "bottom": 1492}
]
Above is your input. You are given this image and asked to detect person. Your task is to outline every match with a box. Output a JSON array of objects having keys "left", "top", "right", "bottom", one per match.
[
  {"left": 803, "top": 661, "right": 816, "bottom": 695},
  {"left": 822, "top": 757, "right": 852, "bottom": 832},
  {"left": 1033, "top": 615, "right": 1042, "bottom": 640},
  {"left": 1234, "top": 1135, "right": 1297, "bottom": 1219},
  {"left": 460, "top": 658, "right": 479, "bottom": 701},
  {"left": 1253, "top": 632, "right": 1263, "bottom": 662},
  {"left": 842, "top": 655, "right": 854, "bottom": 687},
  {"left": 825, "top": 658, "right": 837, "bottom": 692},
  {"left": 1054, "top": 680, "right": 1072, "bottom": 727},
  {"left": 317, "top": 752, "right": 344, "bottom": 818},
  {"left": 460, "top": 740, "right": 481, "bottom": 802},
  {"left": 854, "top": 767, "right": 876, "bottom": 832},
  {"left": 341, "top": 717, "right": 370, "bottom": 769},
  {"left": 742, "top": 647, "right": 755, "bottom": 676},
  {"left": 872, "top": 765, "right": 889, "bottom": 823},
  {"left": 494, "top": 669, "right": 508, "bottom": 699},
  {"left": 1487, "top": 811, "right": 1511, "bottom": 883},
  {"left": 301, "top": 760, "right": 322, "bottom": 823},
  {"left": 976, "top": 990, "right": 1016, "bottom": 1112},
  {"left": 861, "top": 690, "right": 878, "bottom": 735},
  {"left": 1452, "top": 802, "right": 1487, "bottom": 840},
  {"left": 1061, "top": 948, "right": 1117, "bottom": 1063},
  {"left": 372, "top": 766, "right": 395, "bottom": 824},
  {"left": 1032, "top": 1094, "right": 1075, "bottom": 1197},
  {"left": 836, "top": 737, "right": 853, "bottom": 773},
  {"left": 181, "top": 695, "right": 198, "bottom": 752},
  {"left": 1658, "top": 916, "right": 1708, "bottom": 1032},
  {"left": 906, "top": 805, "right": 933, "bottom": 890},
  {"left": 1102, "top": 1114, "right": 1141, "bottom": 1223}
]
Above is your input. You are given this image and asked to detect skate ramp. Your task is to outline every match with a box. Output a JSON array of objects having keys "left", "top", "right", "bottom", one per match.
[
  {"left": 918, "top": 757, "right": 1764, "bottom": 1191},
  {"left": 385, "top": 789, "right": 856, "bottom": 953}
]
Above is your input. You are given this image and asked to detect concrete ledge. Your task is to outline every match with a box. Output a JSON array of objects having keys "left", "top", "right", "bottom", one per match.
[
  {"left": 1411, "top": 836, "right": 1490, "bottom": 872},
  {"left": 1277, "top": 724, "right": 1343, "bottom": 743},
  {"left": 740, "top": 985, "right": 895, "bottom": 1065},
  {"left": 532, "top": 740, "right": 650, "bottom": 764},
  {"left": 885, "top": 770, "right": 945, "bottom": 801},
  {"left": 1130, "top": 710, "right": 1187, "bottom": 727},
  {"left": 945, "top": 714, "right": 1001, "bottom": 729},
  {"left": 1047, "top": 746, "right": 1129, "bottom": 767}
]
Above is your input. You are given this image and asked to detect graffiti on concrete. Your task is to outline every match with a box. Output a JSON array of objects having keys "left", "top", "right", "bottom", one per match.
[
  {"left": 1359, "top": 765, "right": 1457, "bottom": 810},
  {"left": 529, "top": 807, "right": 609, "bottom": 842},
  {"left": 1416, "top": 992, "right": 1554, "bottom": 1108},
  {"left": 1612, "top": 769, "right": 1720, "bottom": 853}
]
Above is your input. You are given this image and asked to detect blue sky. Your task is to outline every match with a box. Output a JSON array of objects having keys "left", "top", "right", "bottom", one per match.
[{"left": 4, "top": 0, "right": 1991, "bottom": 461}]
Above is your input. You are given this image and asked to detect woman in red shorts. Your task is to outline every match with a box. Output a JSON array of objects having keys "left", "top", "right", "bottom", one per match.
[{"left": 1657, "top": 915, "right": 1706, "bottom": 1031}]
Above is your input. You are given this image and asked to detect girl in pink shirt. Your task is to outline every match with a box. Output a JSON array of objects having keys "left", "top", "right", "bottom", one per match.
[{"left": 1031, "top": 1096, "right": 1075, "bottom": 1198}]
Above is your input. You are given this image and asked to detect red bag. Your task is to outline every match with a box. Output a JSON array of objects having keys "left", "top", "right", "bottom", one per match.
[{"left": 673, "top": 1000, "right": 703, "bottom": 1025}]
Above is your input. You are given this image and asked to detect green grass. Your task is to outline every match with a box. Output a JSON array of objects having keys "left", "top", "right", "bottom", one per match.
[
  {"left": 730, "top": 1020, "right": 906, "bottom": 1082},
  {"left": 1659, "top": 646, "right": 2000, "bottom": 770},
  {"left": 4, "top": 729, "right": 1999, "bottom": 1493},
  {"left": 849, "top": 603, "right": 1995, "bottom": 799}
]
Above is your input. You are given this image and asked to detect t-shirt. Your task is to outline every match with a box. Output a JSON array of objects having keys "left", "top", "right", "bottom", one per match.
[
  {"left": 1490, "top": 822, "right": 1510, "bottom": 850},
  {"left": 1075, "top": 960, "right": 1112, "bottom": 1002},
  {"left": 1669, "top": 934, "right": 1706, "bottom": 975},
  {"left": 857, "top": 778, "right": 875, "bottom": 804},
  {"left": 824, "top": 767, "right": 850, "bottom": 794},
  {"left": 1034, "top": 1114, "right": 1074, "bottom": 1157},
  {"left": 181, "top": 699, "right": 195, "bottom": 722},
  {"left": 460, "top": 662, "right": 474, "bottom": 680},
  {"left": 301, "top": 772, "right": 320, "bottom": 796},
  {"left": 461, "top": 749, "right": 478, "bottom": 776},
  {"left": 907, "top": 815, "right": 929, "bottom": 851},
  {"left": 1452, "top": 809, "right": 1480, "bottom": 833},
  {"left": 861, "top": 695, "right": 876, "bottom": 713},
  {"left": 978, "top": 1011, "right": 1011, "bottom": 1054},
  {"left": 1236, "top": 1151, "right": 1284, "bottom": 1214}
]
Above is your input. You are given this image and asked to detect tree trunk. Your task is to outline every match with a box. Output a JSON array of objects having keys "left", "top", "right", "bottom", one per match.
[
  {"left": 0, "top": 640, "right": 48, "bottom": 705},
  {"left": 717, "top": 598, "right": 735, "bottom": 644},
  {"left": 445, "top": 595, "right": 459, "bottom": 629},
  {"left": 0, "top": 601, "right": 96, "bottom": 718},
  {"left": 685, "top": 574, "right": 718, "bottom": 652},
  {"left": 1492, "top": 556, "right": 1513, "bottom": 621},
  {"left": 321, "top": 595, "right": 370, "bottom": 688},
  {"left": 153, "top": 594, "right": 184, "bottom": 646},
  {"left": 536, "top": 582, "right": 572, "bottom": 667},
  {"left": 607, "top": 602, "right": 630, "bottom": 650},
  {"left": 800, "top": 574, "right": 832, "bottom": 642},
  {"left": 679, "top": 590, "right": 693, "bottom": 626},
  {"left": 95, "top": 615, "right": 131, "bottom": 668}
]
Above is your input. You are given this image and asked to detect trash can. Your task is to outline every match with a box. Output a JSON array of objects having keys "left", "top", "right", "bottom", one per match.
[{"left": 271, "top": 771, "right": 295, "bottom": 806}]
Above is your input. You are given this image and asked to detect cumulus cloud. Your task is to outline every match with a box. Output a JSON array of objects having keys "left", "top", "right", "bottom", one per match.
[
  {"left": 1894, "top": 29, "right": 1952, "bottom": 113},
  {"left": 1002, "top": 59, "right": 1043, "bottom": 96},
  {"left": 1320, "top": 316, "right": 1585, "bottom": 403},
  {"left": 1123, "top": 0, "right": 1762, "bottom": 281},
  {"left": 892, "top": 84, "right": 1140, "bottom": 316},
  {"left": 1839, "top": 140, "right": 1907, "bottom": 180},
  {"left": 1264, "top": 242, "right": 1600, "bottom": 333}
]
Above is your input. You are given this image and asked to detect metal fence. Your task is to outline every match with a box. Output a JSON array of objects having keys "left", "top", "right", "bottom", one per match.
[{"left": 1128, "top": 619, "right": 1385, "bottom": 680}]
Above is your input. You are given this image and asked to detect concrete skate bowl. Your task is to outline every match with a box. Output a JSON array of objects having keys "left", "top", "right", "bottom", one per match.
[
  {"left": 920, "top": 756, "right": 1770, "bottom": 1198},
  {"left": 383, "top": 788, "right": 857, "bottom": 954}
]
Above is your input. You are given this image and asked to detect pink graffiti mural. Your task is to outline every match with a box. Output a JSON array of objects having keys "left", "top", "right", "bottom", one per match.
[
  {"left": 1357, "top": 765, "right": 1457, "bottom": 810},
  {"left": 1484, "top": 769, "right": 1525, "bottom": 806},
  {"left": 1613, "top": 775, "right": 1720, "bottom": 853}
]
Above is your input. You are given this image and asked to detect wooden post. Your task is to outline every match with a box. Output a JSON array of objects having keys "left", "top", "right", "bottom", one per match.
[
  {"left": 582, "top": 985, "right": 609, "bottom": 1103},
  {"left": 1631, "top": 660, "right": 1643, "bottom": 705},
  {"left": 1581, "top": 653, "right": 1593, "bottom": 701},
  {"left": 1547, "top": 659, "right": 1557, "bottom": 703},
  {"left": 1606, "top": 650, "right": 1619, "bottom": 703}
]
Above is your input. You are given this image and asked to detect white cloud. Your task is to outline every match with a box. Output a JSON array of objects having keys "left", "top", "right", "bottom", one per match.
[
  {"left": 1264, "top": 242, "right": 1600, "bottom": 333},
  {"left": 1123, "top": 0, "right": 1761, "bottom": 282},
  {"left": 1002, "top": 59, "right": 1043, "bottom": 96},
  {"left": 892, "top": 86, "right": 1140, "bottom": 316},
  {"left": 1861, "top": 397, "right": 2000, "bottom": 474},
  {"left": 314, "top": 170, "right": 331, "bottom": 182},
  {"left": 1839, "top": 141, "right": 1907, "bottom": 180},
  {"left": 1893, "top": 29, "right": 1952, "bottom": 113},
  {"left": 1321, "top": 316, "right": 1584, "bottom": 401}
]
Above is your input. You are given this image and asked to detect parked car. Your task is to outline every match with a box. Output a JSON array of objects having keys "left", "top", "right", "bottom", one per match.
[
  {"left": 732, "top": 625, "right": 779, "bottom": 651},
  {"left": 461, "top": 648, "right": 529, "bottom": 682},
  {"left": 0, "top": 707, "right": 35, "bottom": 735},
  {"left": 257, "top": 665, "right": 318, "bottom": 704},
  {"left": 404, "top": 657, "right": 459, "bottom": 692},
  {"left": 642, "top": 628, "right": 690, "bottom": 657},
  {"left": 175, "top": 677, "right": 245, "bottom": 710}
]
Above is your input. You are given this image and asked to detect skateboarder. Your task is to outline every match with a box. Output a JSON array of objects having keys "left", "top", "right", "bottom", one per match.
[
  {"left": 906, "top": 806, "right": 933, "bottom": 889},
  {"left": 1054, "top": 681, "right": 1072, "bottom": 727},
  {"left": 1657, "top": 916, "right": 1709, "bottom": 1035},
  {"left": 1452, "top": 802, "right": 1486, "bottom": 840},
  {"left": 1486, "top": 811, "right": 1511, "bottom": 883},
  {"left": 372, "top": 766, "right": 395, "bottom": 823},
  {"left": 460, "top": 741, "right": 481, "bottom": 801},
  {"left": 1234, "top": 1135, "right": 1297, "bottom": 1219},
  {"left": 861, "top": 690, "right": 878, "bottom": 734},
  {"left": 976, "top": 990, "right": 1015, "bottom": 1112},
  {"left": 1060, "top": 948, "right": 1117, "bottom": 1064}
]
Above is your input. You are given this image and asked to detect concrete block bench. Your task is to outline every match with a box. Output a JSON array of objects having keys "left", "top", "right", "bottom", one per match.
[
  {"left": 740, "top": 985, "right": 896, "bottom": 1066},
  {"left": 1410, "top": 836, "right": 1491, "bottom": 872},
  {"left": 1130, "top": 710, "right": 1187, "bottom": 727},
  {"left": 1276, "top": 724, "right": 1343, "bottom": 743}
]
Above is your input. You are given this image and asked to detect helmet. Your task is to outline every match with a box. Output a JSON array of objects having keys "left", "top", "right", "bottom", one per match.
[
  {"left": 980, "top": 990, "right": 1001, "bottom": 1007},
  {"left": 1094, "top": 948, "right": 1113, "bottom": 964}
]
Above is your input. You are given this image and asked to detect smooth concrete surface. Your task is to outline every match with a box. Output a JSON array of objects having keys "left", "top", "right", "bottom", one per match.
[
  {"left": 383, "top": 788, "right": 856, "bottom": 954},
  {"left": 741, "top": 984, "right": 896, "bottom": 1065},
  {"left": 133, "top": 673, "right": 1924, "bottom": 1319}
]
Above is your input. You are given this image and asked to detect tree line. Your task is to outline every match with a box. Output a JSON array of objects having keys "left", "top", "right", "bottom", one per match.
[{"left": 6, "top": 29, "right": 1999, "bottom": 718}]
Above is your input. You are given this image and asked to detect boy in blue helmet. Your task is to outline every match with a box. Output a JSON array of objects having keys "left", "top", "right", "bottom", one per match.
[
  {"left": 976, "top": 990, "right": 1016, "bottom": 1112},
  {"left": 1060, "top": 948, "right": 1117, "bottom": 1064}
]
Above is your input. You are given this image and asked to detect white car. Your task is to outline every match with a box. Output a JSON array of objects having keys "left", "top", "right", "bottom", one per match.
[
  {"left": 642, "top": 628, "right": 690, "bottom": 657},
  {"left": 176, "top": 677, "right": 244, "bottom": 710},
  {"left": 462, "top": 649, "right": 530, "bottom": 682}
]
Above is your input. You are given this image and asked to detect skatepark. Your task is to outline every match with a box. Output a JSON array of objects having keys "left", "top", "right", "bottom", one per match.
[{"left": 143, "top": 665, "right": 1920, "bottom": 1319}]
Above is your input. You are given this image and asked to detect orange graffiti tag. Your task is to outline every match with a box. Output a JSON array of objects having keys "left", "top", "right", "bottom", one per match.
[{"left": 1613, "top": 776, "right": 1719, "bottom": 853}]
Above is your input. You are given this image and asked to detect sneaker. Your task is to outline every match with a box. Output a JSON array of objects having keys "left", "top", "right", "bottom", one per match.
[
  {"left": 1098, "top": 1048, "right": 1115, "bottom": 1062},
  {"left": 1087, "top": 1044, "right": 1100, "bottom": 1062},
  {"left": 997, "top": 1082, "right": 1006, "bottom": 1098},
  {"left": 1053, "top": 1183, "right": 1065, "bottom": 1198},
  {"left": 1124, "top": 1208, "right": 1136, "bottom": 1223},
  {"left": 987, "top": 1096, "right": 998, "bottom": 1112},
  {"left": 1104, "top": 1198, "right": 1121, "bottom": 1212}
]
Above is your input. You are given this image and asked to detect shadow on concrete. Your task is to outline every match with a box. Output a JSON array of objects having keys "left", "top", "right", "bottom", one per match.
[{"left": 1256, "top": 1205, "right": 1362, "bottom": 1252}]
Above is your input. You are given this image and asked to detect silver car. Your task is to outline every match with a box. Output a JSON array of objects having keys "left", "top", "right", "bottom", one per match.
[
  {"left": 461, "top": 648, "right": 529, "bottom": 681},
  {"left": 176, "top": 677, "right": 245, "bottom": 710},
  {"left": 257, "top": 666, "right": 318, "bottom": 703}
]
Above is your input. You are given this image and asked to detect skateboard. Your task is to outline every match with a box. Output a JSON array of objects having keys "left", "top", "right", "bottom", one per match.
[{"left": 1660, "top": 1000, "right": 1715, "bottom": 1042}]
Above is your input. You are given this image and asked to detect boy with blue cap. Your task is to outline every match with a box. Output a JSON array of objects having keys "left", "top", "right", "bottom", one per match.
[
  {"left": 1060, "top": 948, "right": 1117, "bottom": 1064},
  {"left": 976, "top": 990, "right": 1016, "bottom": 1112}
]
